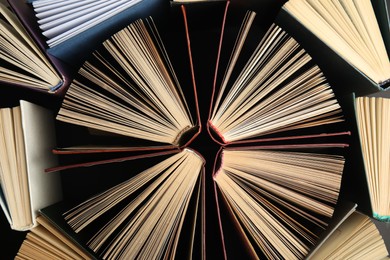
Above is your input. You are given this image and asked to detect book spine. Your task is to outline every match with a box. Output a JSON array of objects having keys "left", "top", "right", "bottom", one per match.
[
  {"left": 207, "top": 120, "right": 227, "bottom": 144},
  {"left": 212, "top": 147, "right": 224, "bottom": 179},
  {"left": 172, "top": 125, "right": 192, "bottom": 146},
  {"left": 183, "top": 147, "right": 206, "bottom": 165}
]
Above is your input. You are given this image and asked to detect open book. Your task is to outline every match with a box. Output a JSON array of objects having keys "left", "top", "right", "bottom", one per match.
[
  {"left": 0, "top": 3, "right": 70, "bottom": 94},
  {"left": 309, "top": 209, "right": 389, "bottom": 259},
  {"left": 56, "top": 9, "right": 200, "bottom": 151},
  {"left": 208, "top": 6, "right": 345, "bottom": 145},
  {"left": 280, "top": 0, "right": 390, "bottom": 88},
  {"left": 355, "top": 92, "right": 390, "bottom": 222},
  {"left": 213, "top": 145, "right": 347, "bottom": 259},
  {"left": 16, "top": 216, "right": 93, "bottom": 260},
  {"left": 39, "top": 148, "right": 205, "bottom": 259},
  {"left": 0, "top": 100, "right": 62, "bottom": 231}
]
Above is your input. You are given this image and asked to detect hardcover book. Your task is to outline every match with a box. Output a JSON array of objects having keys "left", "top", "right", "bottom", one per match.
[
  {"left": 280, "top": 0, "right": 390, "bottom": 89},
  {"left": 354, "top": 91, "right": 390, "bottom": 222},
  {"left": 0, "top": 3, "right": 71, "bottom": 95},
  {"left": 0, "top": 100, "right": 62, "bottom": 231},
  {"left": 40, "top": 148, "right": 205, "bottom": 260},
  {"left": 16, "top": 216, "right": 93, "bottom": 260},
  {"left": 55, "top": 5, "right": 201, "bottom": 151}
]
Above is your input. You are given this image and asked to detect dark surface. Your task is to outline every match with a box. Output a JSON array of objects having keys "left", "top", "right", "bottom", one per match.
[{"left": 0, "top": 210, "right": 27, "bottom": 260}]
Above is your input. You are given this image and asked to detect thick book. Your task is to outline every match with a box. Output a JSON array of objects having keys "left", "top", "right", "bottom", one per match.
[
  {"left": 0, "top": 3, "right": 72, "bottom": 95},
  {"left": 9, "top": 0, "right": 169, "bottom": 68},
  {"left": 354, "top": 91, "right": 390, "bottom": 222},
  {"left": 212, "top": 144, "right": 348, "bottom": 259},
  {"left": 0, "top": 100, "right": 62, "bottom": 231},
  {"left": 207, "top": 2, "right": 347, "bottom": 145},
  {"left": 16, "top": 215, "right": 93, "bottom": 260},
  {"left": 55, "top": 6, "right": 201, "bottom": 151},
  {"left": 40, "top": 148, "right": 206, "bottom": 260},
  {"left": 276, "top": 0, "right": 390, "bottom": 93},
  {"left": 308, "top": 206, "right": 389, "bottom": 259}
]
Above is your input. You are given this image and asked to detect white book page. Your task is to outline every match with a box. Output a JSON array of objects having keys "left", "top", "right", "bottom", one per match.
[
  {"left": 46, "top": 0, "right": 143, "bottom": 47},
  {"left": 33, "top": 0, "right": 79, "bottom": 8},
  {"left": 39, "top": 0, "right": 122, "bottom": 38},
  {"left": 41, "top": 0, "right": 142, "bottom": 39},
  {"left": 34, "top": 0, "right": 97, "bottom": 15},
  {"left": 35, "top": 0, "right": 99, "bottom": 20}
]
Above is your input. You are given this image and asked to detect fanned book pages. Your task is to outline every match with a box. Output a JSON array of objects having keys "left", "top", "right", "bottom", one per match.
[
  {"left": 282, "top": 0, "right": 390, "bottom": 87},
  {"left": 57, "top": 13, "right": 200, "bottom": 150},
  {"left": 308, "top": 212, "right": 389, "bottom": 259},
  {"left": 40, "top": 148, "right": 205, "bottom": 260},
  {"left": 0, "top": 3, "right": 64, "bottom": 93},
  {"left": 32, "top": 0, "right": 145, "bottom": 48},
  {"left": 355, "top": 95, "right": 390, "bottom": 222},
  {"left": 0, "top": 100, "right": 62, "bottom": 231},
  {"left": 16, "top": 216, "right": 93, "bottom": 260},
  {"left": 208, "top": 9, "right": 345, "bottom": 145},
  {"left": 213, "top": 146, "right": 346, "bottom": 259}
]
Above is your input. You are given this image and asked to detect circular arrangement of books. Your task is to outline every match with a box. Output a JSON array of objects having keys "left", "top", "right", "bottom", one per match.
[{"left": 0, "top": 0, "right": 389, "bottom": 259}]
